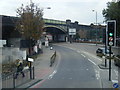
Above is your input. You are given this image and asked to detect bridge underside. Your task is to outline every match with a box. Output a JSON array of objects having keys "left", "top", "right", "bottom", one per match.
[{"left": 44, "top": 27, "right": 67, "bottom": 42}]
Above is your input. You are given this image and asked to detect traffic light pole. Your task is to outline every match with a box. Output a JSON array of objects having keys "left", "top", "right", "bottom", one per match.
[
  {"left": 105, "top": 45, "right": 107, "bottom": 67},
  {"left": 105, "top": 34, "right": 107, "bottom": 67},
  {"left": 107, "top": 20, "right": 116, "bottom": 81},
  {"left": 109, "top": 46, "right": 112, "bottom": 81}
]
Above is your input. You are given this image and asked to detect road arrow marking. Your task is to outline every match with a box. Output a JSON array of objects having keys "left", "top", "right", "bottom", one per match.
[
  {"left": 48, "top": 70, "right": 57, "bottom": 79},
  {"left": 114, "top": 69, "right": 118, "bottom": 79},
  {"left": 95, "top": 69, "right": 100, "bottom": 80}
]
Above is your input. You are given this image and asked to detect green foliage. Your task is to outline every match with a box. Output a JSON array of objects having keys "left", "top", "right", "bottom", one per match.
[
  {"left": 16, "top": 1, "right": 44, "bottom": 40},
  {"left": 102, "top": 1, "right": 120, "bottom": 37}
]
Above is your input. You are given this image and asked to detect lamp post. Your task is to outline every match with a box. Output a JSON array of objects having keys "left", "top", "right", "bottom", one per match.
[
  {"left": 66, "top": 19, "right": 71, "bottom": 43},
  {"left": 92, "top": 10, "right": 98, "bottom": 46}
]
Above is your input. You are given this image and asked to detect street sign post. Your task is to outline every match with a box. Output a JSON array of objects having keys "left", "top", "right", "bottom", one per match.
[
  {"left": 69, "top": 28, "right": 76, "bottom": 43},
  {"left": 69, "top": 28, "right": 76, "bottom": 35},
  {"left": 107, "top": 20, "right": 116, "bottom": 81}
]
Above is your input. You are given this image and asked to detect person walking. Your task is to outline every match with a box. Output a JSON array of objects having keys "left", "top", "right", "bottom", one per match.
[
  {"left": 45, "top": 36, "right": 49, "bottom": 48},
  {"left": 15, "top": 60, "right": 25, "bottom": 79}
]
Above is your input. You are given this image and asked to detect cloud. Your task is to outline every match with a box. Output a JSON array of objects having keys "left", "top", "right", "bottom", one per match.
[
  {"left": 35, "top": 0, "right": 110, "bottom": 3},
  {"left": 0, "top": 0, "right": 112, "bottom": 24},
  {"left": 43, "top": 1, "right": 101, "bottom": 24}
]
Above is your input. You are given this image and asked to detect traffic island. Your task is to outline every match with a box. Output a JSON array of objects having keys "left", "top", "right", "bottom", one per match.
[{"left": 98, "top": 64, "right": 109, "bottom": 69}]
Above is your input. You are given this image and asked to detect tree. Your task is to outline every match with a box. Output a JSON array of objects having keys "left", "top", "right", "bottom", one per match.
[
  {"left": 102, "top": 1, "right": 120, "bottom": 37},
  {"left": 15, "top": 1, "right": 44, "bottom": 55},
  {"left": 16, "top": 1, "right": 44, "bottom": 41},
  {"left": 78, "top": 29, "right": 87, "bottom": 39}
]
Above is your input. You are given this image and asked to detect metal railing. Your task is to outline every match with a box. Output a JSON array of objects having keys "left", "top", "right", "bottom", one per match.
[
  {"left": 2, "top": 67, "right": 34, "bottom": 88},
  {"left": 50, "top": 51, "right": 56, "bottom": 67}
]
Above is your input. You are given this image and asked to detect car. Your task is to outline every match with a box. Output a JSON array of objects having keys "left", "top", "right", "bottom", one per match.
[
  {"left": 96, "top": 48, "right": 113, "bottom": 58},
  {"left": 114, "top": 55, "right": 120, "bottom": 67}
]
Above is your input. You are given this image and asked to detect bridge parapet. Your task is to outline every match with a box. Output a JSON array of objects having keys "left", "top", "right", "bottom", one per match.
[
  {"left": 44, "top": 18, "right": 66, "bottom": 25},
  {"left": 44, "top": 18, "right": 67, "bottom": 32}
]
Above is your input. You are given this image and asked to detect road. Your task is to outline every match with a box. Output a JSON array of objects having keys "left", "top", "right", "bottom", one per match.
[
  {"left": 32, "top": 44, "right": 102, "bottom": 88},
  {"left": 55, "top": 43, "right": 118, "bottom": 84}
]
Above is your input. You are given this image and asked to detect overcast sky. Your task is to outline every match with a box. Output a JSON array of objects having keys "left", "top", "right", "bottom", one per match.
[{"left": 0, "top": 0, "right": 112, "bottom": 25}]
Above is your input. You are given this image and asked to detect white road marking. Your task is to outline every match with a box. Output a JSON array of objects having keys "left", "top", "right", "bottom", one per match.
[
  {"left": 112, "top": 80, "right": 118, "bottom": 83},
  {"left": 48, "top": 70, "right": 57, "bottom": 79},
  {"left": 88, "top": 59, "right": 97, "bottom": 66},
  {"left": 77, "top": 50, "right": 81, "bottom": 53},
  {"left": 95, "top": 69, "right": 100, "bottom": 80},
  {"left": 81, "top": 54, "right": 86, "bottom": 58},
  {"left": 114, "top": 69, "right": 118, "bottom": 76},
  {"left": 89, "top": 44, "right": 96, "bottom": 46},
  {"left": 83, "top": 51, "right": 102, "bottom": 61},
  {"left": 89, "top": 44, "right": 105, "bottom": 47},
  {"left": 86, "top": 69, "right": 89, "bottom": 71},
  {"left": 114, "top": 69, "right": 118, "bottom": 79},
  {"left": 100, "top": 69, "right": 109, "bottom": 71},
  {"left": 69, "top": 47, "right": 75, "bottom": 50}
]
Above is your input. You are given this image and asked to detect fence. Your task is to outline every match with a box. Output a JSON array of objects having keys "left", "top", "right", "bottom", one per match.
[
  {"left": 2, "top": 67, "right": 34, "bottom": 88},
  {"left": 50, "top": 51, "right": 56, "bottom": 67}
]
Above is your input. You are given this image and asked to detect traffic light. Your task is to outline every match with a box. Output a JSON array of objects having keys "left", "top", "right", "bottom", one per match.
[{"left": 107, "top": 20, "right": 116, "bottom": 46}]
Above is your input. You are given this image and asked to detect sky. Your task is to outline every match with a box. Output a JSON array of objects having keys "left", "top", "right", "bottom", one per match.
[{"left": 0, "top": 0, "right": 112, "bottom": 25}]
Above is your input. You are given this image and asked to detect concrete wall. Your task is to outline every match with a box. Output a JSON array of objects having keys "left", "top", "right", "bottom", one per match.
[
  {"left": 2, "top": 47, "right": 26, "bottom": 64},
  {"left": 0, "top": 40, "right": 6, "bottom": 47},
  {"left": 8, "top": 38, "right": 21, "bottom": 47}
]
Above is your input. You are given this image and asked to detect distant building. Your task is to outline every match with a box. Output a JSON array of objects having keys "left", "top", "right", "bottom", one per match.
[
  {"left": 112, "top": 0, "right": 120, "bottom": 2},
  {"left": 1, "top": 15, "right": 106, "bottom": 46},
  {"left": 1, "top": 15, "right": 21, "bottom": 47}
]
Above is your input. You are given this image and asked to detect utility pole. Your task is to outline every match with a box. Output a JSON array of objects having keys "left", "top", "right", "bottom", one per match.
[{"left": 92, "top": 10, "right": 98, "bottom": 46}]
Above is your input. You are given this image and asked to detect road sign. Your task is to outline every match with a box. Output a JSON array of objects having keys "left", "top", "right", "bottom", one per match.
[
  {"left": 109, "top": 42, "right": 113, "bottom": 46},
  {"left": 69, "top": 28, "right": 76, "bottom": 35}
]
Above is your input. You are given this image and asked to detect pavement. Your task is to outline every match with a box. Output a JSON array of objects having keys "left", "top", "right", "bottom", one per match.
[{"left": 17, "top": 46, "right": 57, "bottom": 88}]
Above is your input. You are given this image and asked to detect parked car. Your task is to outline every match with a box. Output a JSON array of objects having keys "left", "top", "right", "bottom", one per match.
[
  {"left": 96, "top": 48, "right": 114, "bottom": 58},
  {"left": 114, "top": 55, "right": 120, "bottom": 67}
]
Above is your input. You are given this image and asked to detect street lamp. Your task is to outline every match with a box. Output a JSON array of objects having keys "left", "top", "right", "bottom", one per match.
[{"left": 92, "top": 10, "right": 98, "bottom": 46}]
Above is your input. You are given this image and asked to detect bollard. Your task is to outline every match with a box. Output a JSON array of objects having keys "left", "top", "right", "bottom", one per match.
[
  {"left": 29, "top": 62, "right": 32, "bottom": 79},
  {"left": 50, "top": 51, "right": 56, "bottom": 67},
  {"left": 13, "top": 73, "right": 15, "bottom": 88},
  {"left": 33, "top": 67, "right": 35, "bottom": 79}
]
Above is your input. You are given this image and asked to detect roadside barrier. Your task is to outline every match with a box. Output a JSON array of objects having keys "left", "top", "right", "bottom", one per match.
[
  {"left": 2, "top": 67, "right": 34, "bottom": 88},
  {"left": 50, "top": 51, "right": 56, "bottom": 67}
]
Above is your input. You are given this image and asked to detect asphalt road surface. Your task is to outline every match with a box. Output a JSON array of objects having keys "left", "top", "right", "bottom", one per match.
[{"left": 32, "top": 45, "right": 102, "bottom": 88}]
